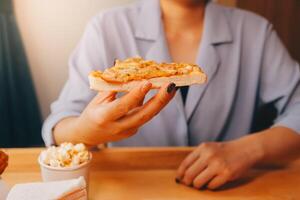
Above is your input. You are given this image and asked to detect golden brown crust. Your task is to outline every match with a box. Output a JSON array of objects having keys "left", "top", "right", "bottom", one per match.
[{"left": 90, "top": 57, "right": 205, "bottom": 83}]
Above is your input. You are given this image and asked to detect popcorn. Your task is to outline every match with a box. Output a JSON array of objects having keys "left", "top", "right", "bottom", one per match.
[
  {"left": 74, "top": 143, "right": 85, "bottom": 153},
  {"left": 41, "top": 143, "right": 90, "bottom": 168}
]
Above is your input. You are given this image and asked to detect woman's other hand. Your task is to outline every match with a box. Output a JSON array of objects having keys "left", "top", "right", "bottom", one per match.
[
  {"left": 0, "top": 150, "right": 8, "bottom": 175},
  {"left": 176, "top": 136, "right": 264, "bottom": 190},
  {"left": 54, "top": 81, "right": 176, "bottom": 145}
]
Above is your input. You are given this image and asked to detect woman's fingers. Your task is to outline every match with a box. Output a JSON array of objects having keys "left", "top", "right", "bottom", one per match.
[
  {"left": 176, "top": 143, "right": 233, "bottom": 189},
  {"left": 192, "top": 166, "right": 217, "bottom": 189},
  {"left": 117, "top": 82, "right": 176, "bottom": 129},
  {"left": 181, "top": 157, "right": 208, "bottom": 186},
  {"left": 176, "top": 148, "right": 201, "bottom": 181},
  {"left": 105, "top": 81, "right": 152, "bottom": 120},
  {"left": 206, "top": 173, "right": 230, "bottom": 190},
  {"left": 81, "top": 82, "right": 174, "bottom": 143}
]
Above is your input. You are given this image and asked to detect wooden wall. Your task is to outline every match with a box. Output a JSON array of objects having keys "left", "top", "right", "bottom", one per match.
[
  {"left": 237, "top": 0, "right": 300, "bottom": 62},
  {"left": 217, "top": 0, "right": 236, "bottom": 7}
]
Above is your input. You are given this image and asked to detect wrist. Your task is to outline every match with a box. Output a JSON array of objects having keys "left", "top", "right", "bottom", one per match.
[
  {"left": 53, "top": 117, "right": 80, "bottom": 145},
  {"left": 236, "top": 133, "right": 265, "bottom": 165},
  {"left": 74, "top": 115, "right": 107, "bottom": 145},
  {"left": 72, "top": 116, "right": 89, "bottom": 144}
]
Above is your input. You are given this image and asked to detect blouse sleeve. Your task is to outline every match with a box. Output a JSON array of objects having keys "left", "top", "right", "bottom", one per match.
[
  {"left": 42, "top": 16, "right": 108, "bottom": 146},
  {"left": 259, "top": 23, "right": 300, "bottom": 134}
]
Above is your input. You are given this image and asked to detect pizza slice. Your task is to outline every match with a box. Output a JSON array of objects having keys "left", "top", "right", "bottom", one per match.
[{"left": 89, "top": 57, "right": 207, "bottom": 92}]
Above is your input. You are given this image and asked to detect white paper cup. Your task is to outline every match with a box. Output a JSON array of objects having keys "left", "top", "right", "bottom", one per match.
[{"left": 38, "top": 152, "right": 92, "bottom": 185}]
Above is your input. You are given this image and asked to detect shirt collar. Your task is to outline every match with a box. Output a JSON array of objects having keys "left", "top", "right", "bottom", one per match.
[
  {"left": 135, "top": 0, "right": 233, "bottom": 45},
  {"left": 204, "top": 2, "right": 233, "bottom": 44}
]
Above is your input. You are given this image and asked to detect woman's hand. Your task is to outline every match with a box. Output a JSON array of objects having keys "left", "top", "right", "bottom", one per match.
[
  {"left": 0, "top": 150, "right": 8, "bottom": 175},
  {"left": 176, "top": 136, "right": 264, "bottom": 190},
  {"left": 54, "top": 81, "right": 177, "bottom": 145}
]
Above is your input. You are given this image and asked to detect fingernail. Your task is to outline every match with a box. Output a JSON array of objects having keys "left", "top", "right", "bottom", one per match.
[
  {"left": 175, "top": 178, "right": 180, "bottom": 184},
  {"left": 167, "top": 83, "right": 176, "bottom": 93}
]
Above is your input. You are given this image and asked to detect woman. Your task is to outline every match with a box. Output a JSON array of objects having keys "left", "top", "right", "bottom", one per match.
[
  {"left": 43, "top": 0, "right": 300, "bottom": 189},
  {"left": 0, "top": 150, "right": 8, "bottom": 175}
]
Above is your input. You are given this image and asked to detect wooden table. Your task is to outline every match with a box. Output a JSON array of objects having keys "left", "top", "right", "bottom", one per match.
[{"left": 2, "top": 147, "right": 300, "bottom": 199}]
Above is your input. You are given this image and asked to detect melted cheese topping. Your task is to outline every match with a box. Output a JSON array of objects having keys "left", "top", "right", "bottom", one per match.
[{"left": 90, "top": 57, "right": 204, "bottom": 83}]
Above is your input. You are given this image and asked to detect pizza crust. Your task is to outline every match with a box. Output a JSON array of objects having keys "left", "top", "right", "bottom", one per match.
[{"left": 89, "top": 73, "right": 207, "bottom": 92}]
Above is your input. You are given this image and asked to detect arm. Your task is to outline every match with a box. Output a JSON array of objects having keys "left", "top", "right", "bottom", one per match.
[
  {"left": 175, "top": 126, "right": 300, "bottom": 190},
  {"left": 42, "top": 16, "right": 107, "bottom": 146},
  {"left": 176, "top": 24, "right": 300, "bottom": 189},
  {"left": 53, "top": 82, "right": 176, "bottom": 145},
  {"left": 255, "top": 127, "right": 300, "bottom": 163},
  {"left": 43, "top": 15, "right": 177, "bottom": 146}
]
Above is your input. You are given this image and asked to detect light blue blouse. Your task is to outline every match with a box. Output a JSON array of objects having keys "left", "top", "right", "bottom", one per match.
[{"left": 42, "top": 0, "right": 300, "bottom": 147}]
